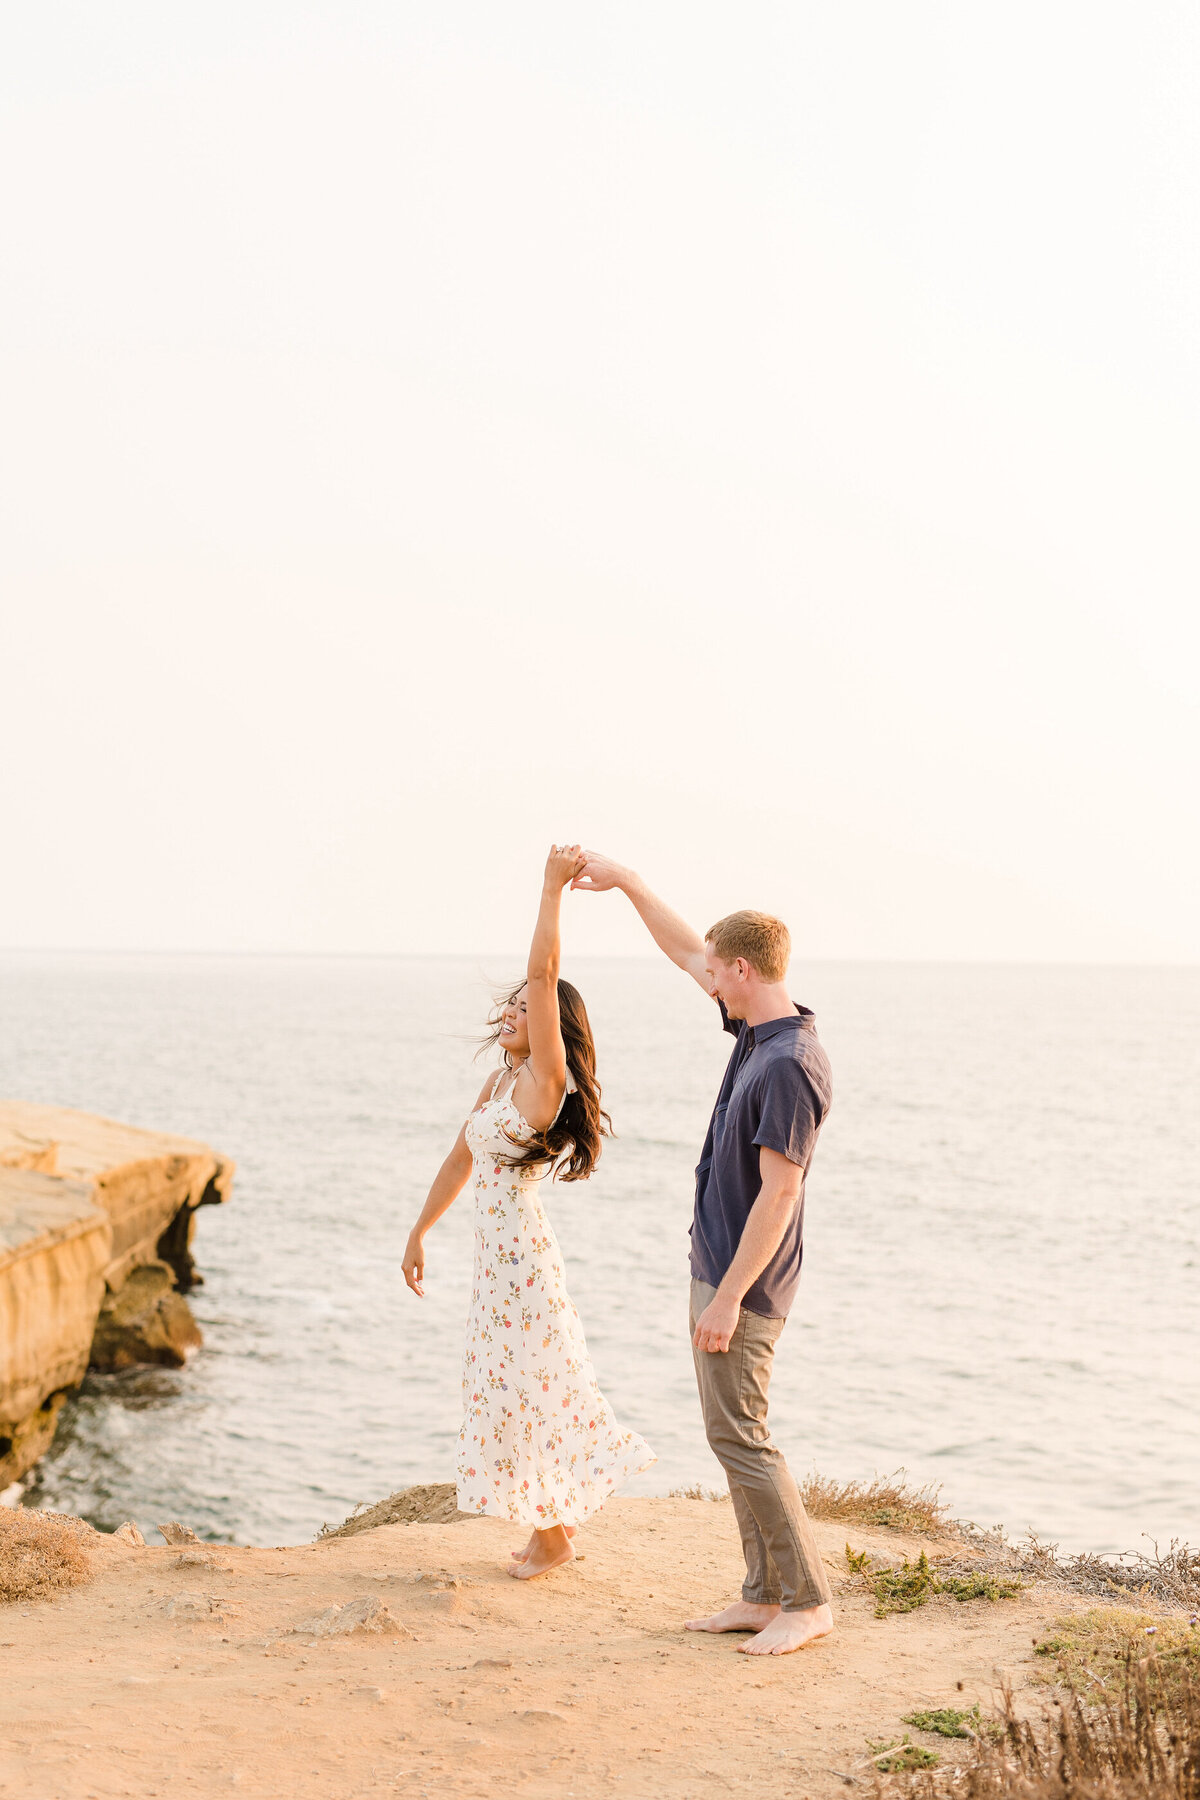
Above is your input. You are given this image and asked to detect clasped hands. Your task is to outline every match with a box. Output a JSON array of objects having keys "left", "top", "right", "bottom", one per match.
[{"left": 545, "top": 843, "right": 587, "bottom": 888}]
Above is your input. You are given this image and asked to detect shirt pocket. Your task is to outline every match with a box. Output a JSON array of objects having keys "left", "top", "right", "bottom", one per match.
[{"left": 710, "top": 1100, "right": 730, "bottom": 1150}]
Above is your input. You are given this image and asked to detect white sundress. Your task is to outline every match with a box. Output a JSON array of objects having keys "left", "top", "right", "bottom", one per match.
[{"left": 456, "top": 1069, "right": 655, "bottom": 1527}]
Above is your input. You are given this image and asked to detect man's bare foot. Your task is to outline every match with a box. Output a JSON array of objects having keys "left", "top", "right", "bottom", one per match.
[
  {"left": 739, "top": 1602, "right": 834, "bottom": 1655},
  {"left": 508, "top": 1526, "right": 575, "bottom": 1581},
  {"left": 510, "top": 1525, "right": 577, "bottom": 1563},
  {"left": 685, "top": 1599, "right": 781, "bottom": 1633}
]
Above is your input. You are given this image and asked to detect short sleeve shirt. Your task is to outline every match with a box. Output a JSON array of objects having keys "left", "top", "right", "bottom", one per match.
[{"left": 689, "top": 1001, "right": 833, "bottom": 1319}]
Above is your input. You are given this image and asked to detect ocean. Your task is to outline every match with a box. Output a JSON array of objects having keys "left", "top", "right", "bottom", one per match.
[{"left": 3, "top": 953, "right": 1197, "bottom": 1556}]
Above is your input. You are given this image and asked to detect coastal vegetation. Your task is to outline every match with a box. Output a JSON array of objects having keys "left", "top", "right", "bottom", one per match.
[
  {"left": 0, "top": 1507, "right": 92, "bottom": 1602},
  {"left": 902, "top": 1704, "right": 992, "bottom": 1738},
  {"left": 867, "top": 1733, "right": 941, "bottom": 1772},
  {"left": 845, "top": 1544, "right": 1025, "bottom": 1618},
  {"left": 801, "top": 1469, "right": 950, "bottom": 1535},
  {"left": 880, "top": 1656, "right": 1200, "bottom": 1797},
  {"left": 1034, "top": 1606, "right": 1200, "bottom": 1702},
  {"left": 879, "top": 1610, "right": 1200, "bottom": 1796}
]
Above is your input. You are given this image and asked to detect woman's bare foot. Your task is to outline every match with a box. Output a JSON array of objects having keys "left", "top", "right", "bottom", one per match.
[
  {"left": 740, "top": 1603, "right": 834, "bottom": 1655},
  {"left": 510, "top": 1525, "right": 577, "bottom": 1563},
  {"left": 508, "top": 1525, "right": 575, "bottom": 1581},
  {"left": 685, "top": 1600, "right": 781, "bottom": 1633}
]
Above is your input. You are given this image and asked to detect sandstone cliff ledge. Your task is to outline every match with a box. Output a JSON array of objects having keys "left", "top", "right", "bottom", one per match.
[{"left": 0, "top": 1103, "right": 234, "bottom": 1489}]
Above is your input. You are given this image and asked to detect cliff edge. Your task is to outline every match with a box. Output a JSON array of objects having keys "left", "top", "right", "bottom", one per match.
[
  {"left": 0, "top": 1103, "right": 234, "bottom": 1489},
  {"left": 0, "top": 1495, "right": 1139, "bottom": 1800}
]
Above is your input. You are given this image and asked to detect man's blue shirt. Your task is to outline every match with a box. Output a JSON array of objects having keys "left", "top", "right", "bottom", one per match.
[{"left": 689, "top": 1000, "right": 833, "bottom": 1319}]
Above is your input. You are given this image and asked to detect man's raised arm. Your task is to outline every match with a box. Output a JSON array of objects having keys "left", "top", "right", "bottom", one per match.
[{"left": 571, "top": 852, "right": 711, "bottom": 993}]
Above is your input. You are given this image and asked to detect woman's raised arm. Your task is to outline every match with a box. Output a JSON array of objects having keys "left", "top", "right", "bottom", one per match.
[
  {"left": 513, "top": 843, "right": 585, "bottom": 1131},
  {"left": 401, "top": 1070, "right": 496, "bottom": 1296}
]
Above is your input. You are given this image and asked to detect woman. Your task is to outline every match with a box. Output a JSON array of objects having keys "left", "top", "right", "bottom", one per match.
[{"left": 402, "top": 843, "right": 654, "bottom": 1579}]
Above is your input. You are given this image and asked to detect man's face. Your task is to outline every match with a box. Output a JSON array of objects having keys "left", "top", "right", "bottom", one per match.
[{"left": 704, "top": 944, "right": 750, "bottom": 1018}]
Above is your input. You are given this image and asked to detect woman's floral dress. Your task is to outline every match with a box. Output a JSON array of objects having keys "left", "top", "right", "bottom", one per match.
[{"left": 456, "top": 1072, "right": 655, "bottom": 1526}]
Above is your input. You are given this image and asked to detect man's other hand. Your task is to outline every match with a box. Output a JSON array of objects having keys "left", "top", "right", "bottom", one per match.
[
  {"left": 692, "top": 1293, "right": 741, "bottom": 1353},
  {"left": 570, "top": 850, "right": 630, "bottom": 893}
]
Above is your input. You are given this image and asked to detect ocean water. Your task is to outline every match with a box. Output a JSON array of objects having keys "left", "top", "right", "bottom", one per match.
[{"left": 2, "top": 953, "right": 1197, "bottom": 1557}]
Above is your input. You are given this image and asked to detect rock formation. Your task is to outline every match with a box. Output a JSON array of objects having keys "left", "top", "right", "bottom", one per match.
[
  {"left": 318, "top": 1483, "right": 469, "bottom": 1538},
  {"left": 0, "top": 1103, "right": 233, "bottom": 1489},
  {"left": 0, "top": 1167, "right": 110, "bottom": 1489},
  {"left": 89, "top": 1261, "right": 204, "bottom": 1371}
]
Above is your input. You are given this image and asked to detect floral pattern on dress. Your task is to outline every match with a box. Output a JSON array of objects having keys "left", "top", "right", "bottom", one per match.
[{"left": 456, "top": 1073, "right": 655, "bottom": 1527}]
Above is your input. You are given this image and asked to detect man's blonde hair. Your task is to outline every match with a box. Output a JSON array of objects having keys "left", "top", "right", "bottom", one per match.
[{"left": 705, "top": 910, "right": 791, "bottom": 983}]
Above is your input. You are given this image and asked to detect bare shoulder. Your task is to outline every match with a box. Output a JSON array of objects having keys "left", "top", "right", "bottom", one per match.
[{"left": 512, "top": 1057, "right": 565, "bottom": 1132}]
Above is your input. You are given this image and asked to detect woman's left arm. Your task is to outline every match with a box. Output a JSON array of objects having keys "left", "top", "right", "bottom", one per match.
[{"left": 514, "top": 843, "right": 584, "bottom": 1130}]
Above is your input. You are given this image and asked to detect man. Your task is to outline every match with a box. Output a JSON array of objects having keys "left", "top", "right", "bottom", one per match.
[{"left": 573, "top": 852, "right": 834, "bottom": 1655}]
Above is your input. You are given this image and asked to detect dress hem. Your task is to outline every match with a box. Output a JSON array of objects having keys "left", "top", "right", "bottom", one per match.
[{"left": 456, "top": 1443, "right": 657, "bottom": 1530}]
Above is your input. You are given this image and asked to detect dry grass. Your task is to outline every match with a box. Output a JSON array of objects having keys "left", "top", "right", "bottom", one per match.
[
  {"left": 801, "top": 1470, "right": 951, "bottom": 1536},
  {"left": 911, "top": 1524, "right": 1200, "bottom": 1617},
  {"left": 0, "top": 1508, "right": 94, "bottom": 1603},
  {"left": 1012, "top": 1535, "right": 1200, "bottom": 1612},
  {"left": 880, "top": 1642, "right": 1200, "bottom": 1797},
  {"left": 668, "top": 1485, "right": 729, "bottom": 1501},
  {"left": 1033, "top": 1608, "right": 1200, "bottom": 1703}
]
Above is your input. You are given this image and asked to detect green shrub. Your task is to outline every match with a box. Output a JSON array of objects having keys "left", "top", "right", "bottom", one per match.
[
  {"left": 902, "top": 1705, "right": 982, "bottom": 1738},
  {"left": 866, "top": 1735, "right": 939, "bottom": 1772},
  {"left": 845, "top": 1544, "right": 1025, "bottom": 1619}
]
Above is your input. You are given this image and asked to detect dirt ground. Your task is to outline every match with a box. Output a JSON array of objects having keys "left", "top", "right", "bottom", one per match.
[{"left": 0, "top": 1497, "right": 1093, "bottom": 1799}]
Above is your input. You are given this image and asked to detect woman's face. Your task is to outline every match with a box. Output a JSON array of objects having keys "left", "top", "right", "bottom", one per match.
[{"left": 499, "top": 986, "right": 531, "bottom": 1059}]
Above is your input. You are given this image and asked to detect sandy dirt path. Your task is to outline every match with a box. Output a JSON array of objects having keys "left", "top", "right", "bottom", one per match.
[{"left": 0, "top": 1498, "right": 1085, "bottom": 1799}]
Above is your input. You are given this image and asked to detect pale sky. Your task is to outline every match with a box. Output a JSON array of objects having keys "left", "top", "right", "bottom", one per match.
[{"left": 3, "top": 3, "right": 1197, "bottom": 962}]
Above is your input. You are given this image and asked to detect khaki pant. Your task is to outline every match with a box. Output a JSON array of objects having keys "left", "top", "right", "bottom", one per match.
[{"left": 690, "top": 1279, "right": 832, "bottom": 1613}]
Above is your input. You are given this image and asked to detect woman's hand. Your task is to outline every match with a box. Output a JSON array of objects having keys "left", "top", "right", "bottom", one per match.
[
  {"left": 544, "top": 842, "right": 585, "bottom": 891},
  {"left": 402, "top": 1231, "right": 426, "bottom": 1297}
]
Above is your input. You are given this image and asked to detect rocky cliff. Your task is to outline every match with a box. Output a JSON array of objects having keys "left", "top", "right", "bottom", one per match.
[{"left": 0, "top": 1104, "right": 234, "bottom": 1489}]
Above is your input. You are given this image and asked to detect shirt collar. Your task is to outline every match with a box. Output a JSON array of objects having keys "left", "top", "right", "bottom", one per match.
[{"left": 746, "top": 1005, "right": 813, "bottom": 1046}]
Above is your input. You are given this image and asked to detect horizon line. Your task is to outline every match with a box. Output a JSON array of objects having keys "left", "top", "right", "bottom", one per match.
[{"left": 0, "top": 946, "right": 1196, "bottom": 972}]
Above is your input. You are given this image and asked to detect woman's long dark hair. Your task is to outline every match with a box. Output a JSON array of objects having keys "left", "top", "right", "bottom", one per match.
[{"left": 479, "top": 978, "right": 612, "bottom": 1182}]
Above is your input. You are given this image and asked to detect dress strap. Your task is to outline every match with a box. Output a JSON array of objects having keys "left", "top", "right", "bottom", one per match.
[{"left": 492, "top": 1063, "right": 574, "bottom": 1113}]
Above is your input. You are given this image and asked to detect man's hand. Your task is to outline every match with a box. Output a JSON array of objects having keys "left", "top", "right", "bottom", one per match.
[
  {"left": 570, "top": 850, "right": 632, "bottom": 894},
  {"left": 571, "top": 852, "right": 709, "bottom": 990},
  {"left": 692, "top": 1291, "right": 742, "bottom": 1354},
  {"left": 402, "top": 1232, "right": 426, "bottom": 1297}
]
